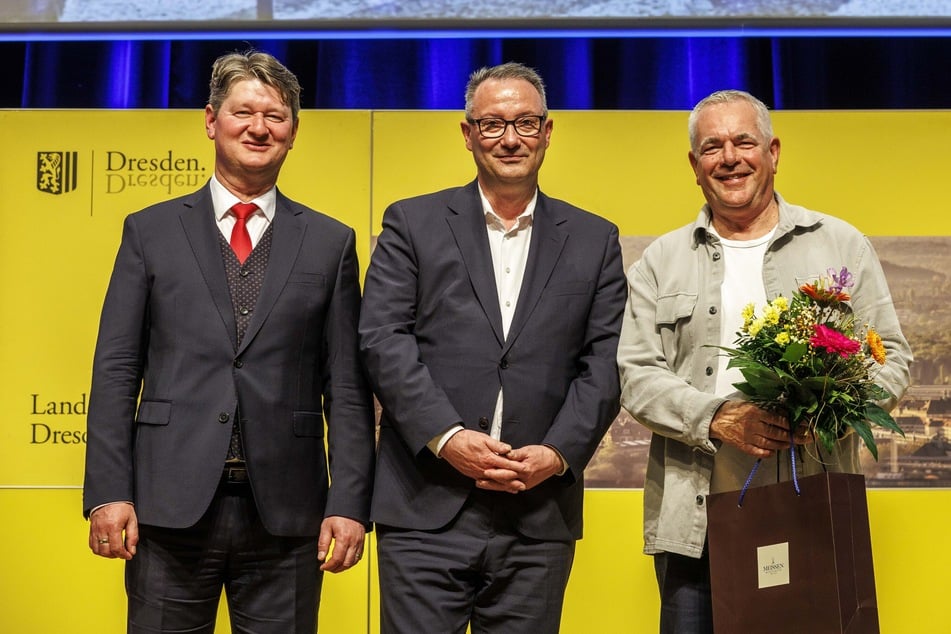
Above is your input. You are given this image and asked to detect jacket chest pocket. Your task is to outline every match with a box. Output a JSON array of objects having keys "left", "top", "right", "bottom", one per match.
[{"left": 655, "top": 292, "right": 698, "bottom": 376}]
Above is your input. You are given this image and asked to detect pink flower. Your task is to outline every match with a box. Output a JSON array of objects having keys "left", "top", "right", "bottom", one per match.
[{"left": 810, "top": 324, "right": 861, "bottom": 358}]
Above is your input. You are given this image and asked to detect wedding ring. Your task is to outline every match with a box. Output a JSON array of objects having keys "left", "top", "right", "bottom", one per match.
[{"left": 98, "top": 538, "right": 110, "bottom": 544}]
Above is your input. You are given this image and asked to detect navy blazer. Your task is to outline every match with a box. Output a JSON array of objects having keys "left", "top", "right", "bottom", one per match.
[
  {"left": 359, "top": 180, "right": 626, "bottom": 541},
  {"left": 83, "top": 183, "right": 375, "bottom": 536}
]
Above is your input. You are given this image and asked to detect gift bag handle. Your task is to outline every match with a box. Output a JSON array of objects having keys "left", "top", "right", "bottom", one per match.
[{"left": 737, "top": 434, "right": 801, "bottom": 507}]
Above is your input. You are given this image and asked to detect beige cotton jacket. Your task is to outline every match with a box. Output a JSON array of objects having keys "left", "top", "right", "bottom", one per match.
[{"left": 617, "top": 193, "right": 912, "bottom": 559}]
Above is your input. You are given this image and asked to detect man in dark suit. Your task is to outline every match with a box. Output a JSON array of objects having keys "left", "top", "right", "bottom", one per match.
[
  {"left": 359, "top": 62, "right": 627, "bottom": 633},
  {"left": 83, "top": 51, "right": 375, "bottom": 633}
]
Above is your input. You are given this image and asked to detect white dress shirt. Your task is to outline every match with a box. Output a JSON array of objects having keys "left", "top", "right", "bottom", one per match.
[
  {"left": 209, "top": 175, "right": 276, "bottom": 246},
  {"left": 427, "top": 186, "right": 536, "bottom": 455}
]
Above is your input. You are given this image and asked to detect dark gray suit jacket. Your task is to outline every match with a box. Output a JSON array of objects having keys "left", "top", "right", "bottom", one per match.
[
  {"left": 83, "top": 183, "right": 375, "bottom": 536},
  {"left": 359, "top": 180, "right": 626, "bottom": 542}
]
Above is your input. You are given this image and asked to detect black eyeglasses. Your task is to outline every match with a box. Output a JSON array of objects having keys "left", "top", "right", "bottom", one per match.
[{"left": 468, "top": 115, "right": 546, "bottom": 139}]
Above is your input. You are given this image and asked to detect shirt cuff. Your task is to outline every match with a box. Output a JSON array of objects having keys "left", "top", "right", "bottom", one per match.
[
  {"left": 545, "top": 444, "right": 569, "bottom": 476},
  {"left": 89, "top": 501, "right": 134, "bottom": 517},
  {"left": 427, "top": 425, "right": 465, "bottom": 457}
]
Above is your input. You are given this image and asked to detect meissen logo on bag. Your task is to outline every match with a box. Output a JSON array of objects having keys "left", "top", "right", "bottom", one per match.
[
  {"left": 37, "top": 151, "right": 78, "bottom": 195},
  {"left": 757, "top": 542, "right": 791, "bottom": 589}
]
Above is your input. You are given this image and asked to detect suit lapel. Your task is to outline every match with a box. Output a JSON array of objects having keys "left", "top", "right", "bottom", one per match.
[
  {"left": 505, "top": 193, "right": 567, "bottom": 353},
  {"left": 446, "top": 184, "right": 505, "bottom": 345},
  {"left": 238, "top": 191, "right": 304, "bottom": 354},
  {"left": 179, "top": 187, "right": 238, "bottom": 348}
]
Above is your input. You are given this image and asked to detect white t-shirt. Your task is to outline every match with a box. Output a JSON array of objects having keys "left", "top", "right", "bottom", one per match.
[
  {"left": 713, "top": 228, "right": 775, "bottom": 398},
  {"left": 710, "top": 226, "right": 777, "bottom": 494}
]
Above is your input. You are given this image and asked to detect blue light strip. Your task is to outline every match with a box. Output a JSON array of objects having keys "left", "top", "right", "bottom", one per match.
[
  {"left": 2, "top": 25, "right": 951, "bottom": 43},
  {"left": 770, "top": 38, "right": 784, "bottom": 109},
  {"left": 107, "top": 40, "right": 132, "bottom": 108}
]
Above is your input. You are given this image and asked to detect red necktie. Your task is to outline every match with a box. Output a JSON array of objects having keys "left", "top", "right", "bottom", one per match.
[{"left": 229, "top": 202, "right": 258, "bottom": 264}]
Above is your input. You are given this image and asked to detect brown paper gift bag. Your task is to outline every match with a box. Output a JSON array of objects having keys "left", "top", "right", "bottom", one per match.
[{"left": 706, "top": 472, "right": 879, "bottom": 633}]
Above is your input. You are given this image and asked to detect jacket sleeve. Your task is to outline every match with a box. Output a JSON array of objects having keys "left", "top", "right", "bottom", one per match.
[
  {"left": 851, "top": 236, "right": 912, "bottom": 410},
  {"left": 321, "top": 228, "right": 377, "bottom": 526},
  {"left": 82, "top": 213, "right": 149, "bottom": 517},
  {"left": 541, "top": 224, "right": 628, "bottom": 479},
  {"left": 358, "top": 201, "right": 464, "bottom": 455},
  {"left": 617, "top": 246, "right": 723, "bottom": 453}
]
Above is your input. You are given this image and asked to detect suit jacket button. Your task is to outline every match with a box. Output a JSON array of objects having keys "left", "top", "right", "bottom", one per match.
[
  {"left": 233, "top": 359, "right": 243, "bottom": 368},
  {"left": 218, "top": 412, "right": 230, "bottom": 424},
  {"left": 499, "top": 358, "right": 509, "bottom": 369},
  {"left": 478, "top": 417, "right": 489, "bottom": 430}
]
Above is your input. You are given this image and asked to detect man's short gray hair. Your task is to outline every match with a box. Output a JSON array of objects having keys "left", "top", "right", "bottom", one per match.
[
  {"left": 464, "top": 62, "right": 548, "bottom": 120},
  {"left": 688, "top": 89, "right": 773, "bottom": 153}
]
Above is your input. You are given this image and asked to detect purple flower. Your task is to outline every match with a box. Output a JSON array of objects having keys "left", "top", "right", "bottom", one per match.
[{"left": 828, "top": 266, "right": 854, "bottom": 293}]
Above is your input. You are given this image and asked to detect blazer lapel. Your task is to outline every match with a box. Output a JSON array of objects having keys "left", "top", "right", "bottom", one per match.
[
  {"left": 504, "top": 193, "right": 567, "bottom": 353},
  {"left": 237, "top": 191, "right": 303, "bottom": 354},
  {"left": 179, "top": 187, "right": 238, "bottom": 348},
  {"left": 446, "top": 183, "right": 505, "bottom": 345}
]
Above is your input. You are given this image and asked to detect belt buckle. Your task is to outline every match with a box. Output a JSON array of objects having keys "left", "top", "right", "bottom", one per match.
[{"left": 223, "top": 462, "right": 249, "bottom": 484}]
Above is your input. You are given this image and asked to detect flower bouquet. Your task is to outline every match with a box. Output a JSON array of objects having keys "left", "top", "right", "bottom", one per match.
[{"left": 719, "top": 267, "right": 902, "bottom": 460}]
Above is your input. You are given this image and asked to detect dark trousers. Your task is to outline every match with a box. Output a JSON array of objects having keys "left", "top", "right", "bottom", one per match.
[
  {"left": 125, "top": 480, "right": 321, "bottom": 634},
  {"left": 653, "top": 549, "right": 714, "bottom": 634},
  {"left": 377, "top": 491, "right": 575, "bottom": 634}
]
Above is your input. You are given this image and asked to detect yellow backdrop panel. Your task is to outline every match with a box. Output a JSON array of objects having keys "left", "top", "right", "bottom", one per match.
[
  {"left": 371, "top": 109, "right": 949, "bottom": 237},
  {"left": 0, "top": 109, "right": 372, "bottom": 633},
  {"left": 0, "top": 109, "right": 947, "bottom": 633},
  {"left": 370, "top": 109, "right": 951, "bottom": 634}
]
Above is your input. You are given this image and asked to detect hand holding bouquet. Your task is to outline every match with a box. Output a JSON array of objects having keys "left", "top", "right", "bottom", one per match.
[{"left": 719, "top": 267, "right": 903, "bottom": 460}]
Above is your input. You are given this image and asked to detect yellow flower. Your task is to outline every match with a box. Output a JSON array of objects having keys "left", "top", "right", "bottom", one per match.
[
  {"left": 866, "top": 329, "right": 886, "bottom": 365},
  {"left": 741, "top": 303, "right": 756, "bottom": 325},
  {"left": 775, "top": 331, "right": 790, "bottom": 346},
  {"left": 763, "top": 305, "right": 780, "bottom": 325},
  {"left": 748, "top": 318, "right": 766, "bottom": 337},
  {"left": 771, "top": 296, "right": 789, "bottom": 312}
]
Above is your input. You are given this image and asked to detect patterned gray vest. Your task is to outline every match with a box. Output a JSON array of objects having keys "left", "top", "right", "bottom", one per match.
[{"left": 219, "top": 224, "right": 273, "bottom": 461}]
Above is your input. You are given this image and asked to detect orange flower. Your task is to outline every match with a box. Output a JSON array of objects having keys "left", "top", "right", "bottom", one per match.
[
  {"left": 799, "top": 283, "right": 850, "bottom": 304},
  {"left": 867, "top": 329, "right": 886, "bottom": 365},
  {"left": 799, "top": 283, "right": 821, "bottom": 300}
]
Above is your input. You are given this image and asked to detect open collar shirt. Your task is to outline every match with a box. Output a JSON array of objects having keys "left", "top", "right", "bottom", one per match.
[
  {"left": 617, "top": 193, "right": 912, "bottom": 559},
  {"left": 428, "top": 186, "right": 536, "bottom": 453}
]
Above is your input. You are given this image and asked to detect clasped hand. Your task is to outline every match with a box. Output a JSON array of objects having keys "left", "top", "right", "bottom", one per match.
[{"left": 440, "top": 429, "right": 562, "bottom": 494}]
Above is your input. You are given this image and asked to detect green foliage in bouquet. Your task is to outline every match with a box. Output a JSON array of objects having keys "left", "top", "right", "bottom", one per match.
[{"left": 719, "top": 267, "right": 903, "bottom": 460}]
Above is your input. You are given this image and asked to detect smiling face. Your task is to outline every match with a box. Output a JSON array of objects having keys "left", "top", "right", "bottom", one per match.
[
  {"left": 460, "top": 77, "right": 553, "bottom": 193},
  {"left": 688, "top": 99, "right": 780, "bottom": 227},
  {"left": 205, "top": 78, "right": 298, "bottom": 198}
]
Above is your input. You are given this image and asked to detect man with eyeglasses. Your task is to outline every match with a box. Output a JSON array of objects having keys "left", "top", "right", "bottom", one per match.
[{"left": 360, "top": 62, "right": 627, "bottom": 633}]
